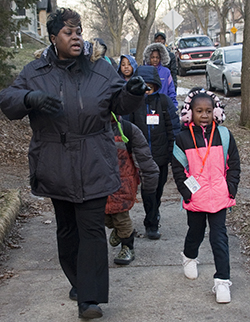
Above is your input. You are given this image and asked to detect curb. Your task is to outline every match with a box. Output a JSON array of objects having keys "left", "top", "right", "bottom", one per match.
[{"left": 0, "top": 189, "right": 22, "bottom": 248}]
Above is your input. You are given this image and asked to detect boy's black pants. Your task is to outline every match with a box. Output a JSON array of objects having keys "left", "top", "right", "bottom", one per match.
[{"left": 142, "top": 164, "right": 168, "bottom": 230}]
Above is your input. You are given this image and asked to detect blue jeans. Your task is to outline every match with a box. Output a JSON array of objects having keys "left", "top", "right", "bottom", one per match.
[{"left": 184, "top": 208, "right": 230, "bottom": 279}]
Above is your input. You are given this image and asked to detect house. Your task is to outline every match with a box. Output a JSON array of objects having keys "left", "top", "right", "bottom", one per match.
[
  {"left": 207, "top": 8, "right": 244, "bottom": 45},
  {"left": 12, "top": 0, "right": 56, "bottom": 44}
]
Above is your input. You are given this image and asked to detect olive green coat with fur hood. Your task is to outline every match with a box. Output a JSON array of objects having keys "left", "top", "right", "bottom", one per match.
[{"left": 0, "top": 41, "right": 144, "bottom": 202}]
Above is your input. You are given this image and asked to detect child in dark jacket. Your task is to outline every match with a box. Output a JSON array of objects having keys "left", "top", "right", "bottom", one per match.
[
  {"left": 172, "top": 87, "right": 240, "bottom": 303},
  {"left": 105, "top": 114, "right": 159, "bottom": 265},
  {"left": 130, "top": 65, "right": 180, "bottom": 239}
]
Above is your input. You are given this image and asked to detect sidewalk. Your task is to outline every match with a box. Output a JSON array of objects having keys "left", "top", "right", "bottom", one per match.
[{"left": 0, "top": 175, "right": 250, "bottom": 322}]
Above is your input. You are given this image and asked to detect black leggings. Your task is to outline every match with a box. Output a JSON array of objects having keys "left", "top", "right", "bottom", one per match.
[{"left": 184, "top": 208, "right": 230, "bottom": 279}]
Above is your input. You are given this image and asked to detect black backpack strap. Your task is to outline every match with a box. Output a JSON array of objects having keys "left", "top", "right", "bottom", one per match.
[{"left": 159, "top": 93, "right": 167, "bottom": 112}]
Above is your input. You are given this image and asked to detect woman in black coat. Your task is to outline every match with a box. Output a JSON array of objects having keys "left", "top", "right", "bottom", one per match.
[{"left": 0, "top": 8, "right": 147, "bottom": 320}]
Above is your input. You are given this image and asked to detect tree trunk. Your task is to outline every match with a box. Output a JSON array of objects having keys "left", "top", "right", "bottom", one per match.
[
  {"left": 135, "top": 24, "right": 152, "bottom": 65},
  {"left": 1, "top": 0, "right": 12, "bottom": 46},
  {"left": 128, "top": 0, "right": 156, "bottom": 65},
  {"left": 240, "top": 0, "right": 250, "bottom": 127},
  {"left": 112, "top": 34, "right": 122, "bottom": 56}
]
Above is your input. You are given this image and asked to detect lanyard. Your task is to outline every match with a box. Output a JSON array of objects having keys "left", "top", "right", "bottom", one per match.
[{"left": 189, "top": 121, "right": 215, "bottom": 175}]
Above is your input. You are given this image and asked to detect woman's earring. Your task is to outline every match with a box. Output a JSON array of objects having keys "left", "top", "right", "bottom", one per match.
[{"left": 54, "top": 43, "right": 58, "bottom": 56}]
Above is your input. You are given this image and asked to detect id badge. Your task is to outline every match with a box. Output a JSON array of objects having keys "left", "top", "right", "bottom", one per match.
[
  {"left": 184, "top": 175, "right": 201, "bottom": 194},
  {"left": 147, "top": 114, "right": 159, "bottom": 125}
]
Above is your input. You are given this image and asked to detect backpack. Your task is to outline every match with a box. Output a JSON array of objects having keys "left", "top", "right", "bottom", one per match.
[
  {"left": 159, "top": 94, "right": 180, "bottom": 138},
  {"left": 111, "top": 112, "right": 133, "bottom": 154}
]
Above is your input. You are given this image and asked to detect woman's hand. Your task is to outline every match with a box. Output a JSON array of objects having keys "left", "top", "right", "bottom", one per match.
[
  {"left": 24, "top": 90, "right": 62, "bottom": 114},
  {"left": 126, "top": 76, "right": 150, "bottom": 96}
]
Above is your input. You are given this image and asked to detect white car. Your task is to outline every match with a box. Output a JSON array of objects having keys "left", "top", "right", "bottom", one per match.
[{"left": 205, "top": 45, "right": 242, "bottom": 96}]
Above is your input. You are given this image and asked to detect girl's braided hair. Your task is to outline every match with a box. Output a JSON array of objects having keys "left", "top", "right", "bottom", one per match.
[{"left": 180, "top": 87, "right": 226, "bottom": 124}]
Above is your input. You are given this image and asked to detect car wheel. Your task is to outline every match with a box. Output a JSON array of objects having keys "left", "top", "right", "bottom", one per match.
[
  {"left": 177, "top": 62, "right": 186, "bottom": 76},
  {"left": 223, "top": 76, "right": 232, "bottom": 97},
  {"left": 206, "top": 73, "right": 215, "bottom": 91}
]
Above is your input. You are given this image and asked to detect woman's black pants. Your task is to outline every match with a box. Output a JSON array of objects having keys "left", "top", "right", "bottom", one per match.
[{"left": 51, "top": 197, "right": 108, "bottom": 305}]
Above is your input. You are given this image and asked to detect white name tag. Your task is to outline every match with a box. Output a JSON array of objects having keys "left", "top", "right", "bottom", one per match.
[
  {"left": 184, "top": 175, "right": 201, "bottom": 194},
  {"left": 147, "top": 114, "right": 159, "bottom": 125}
]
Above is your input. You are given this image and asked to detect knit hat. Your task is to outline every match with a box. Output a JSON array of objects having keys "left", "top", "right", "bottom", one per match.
[
  {"left": 154, "top": 32, "right": 166, "bottom": 40},
  {"left": 180, "top": 88, "right": 226, "bottom": 124}
]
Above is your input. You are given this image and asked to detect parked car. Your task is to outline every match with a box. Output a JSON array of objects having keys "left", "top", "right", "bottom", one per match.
[
  {"left": 205, "top": 44, "right": 242, "bottom": 97},
  {"left": 175, "top": 35, "right": 216, "bottom": 76},
  {"left": 130, "top": 48, "right": 136, "bottom": 56},
  {"left": 167, "top": 41, "right": 176, "bottom": 52}
]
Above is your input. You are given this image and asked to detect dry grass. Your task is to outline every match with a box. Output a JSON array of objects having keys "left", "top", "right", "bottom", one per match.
[{"left": 3, "top": 37, "right": 47, "bottom": 89}]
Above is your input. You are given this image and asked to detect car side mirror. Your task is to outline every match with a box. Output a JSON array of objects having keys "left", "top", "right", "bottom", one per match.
[{"left": 213, "top": 59, "right": 223, "bottom": 65}]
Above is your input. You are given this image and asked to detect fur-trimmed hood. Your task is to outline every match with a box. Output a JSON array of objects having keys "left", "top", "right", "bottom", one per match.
[
  {"left": 34, "top": 39, "right": 104, "bottom": 63},
  {"left": 90, "top": 38, "right": 106, "bottom": 62},
  {"left": 143, "top": 42, "right": 170, "bottom": 66}
]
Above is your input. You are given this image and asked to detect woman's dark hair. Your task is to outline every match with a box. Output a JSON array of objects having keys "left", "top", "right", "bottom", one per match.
[
  {"left": 189, "top": 87, "right": 215, "bottom": 109},
  {"left": 47, "top": 8, "right": 90, "bottom": 75},
  {"left": 47, "top": 8, "right": 82, "bottom": 42}
]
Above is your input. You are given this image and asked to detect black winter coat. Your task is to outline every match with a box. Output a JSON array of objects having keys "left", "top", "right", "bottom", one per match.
[
  {"left": 130, "top": 93, "right": 180, "bottom": 167},
  {"left": 0, "top": 45, "right": 144, "bottom": 202},
  {"left": 166, "top": 48, "right": 177, "bottom": 90}
]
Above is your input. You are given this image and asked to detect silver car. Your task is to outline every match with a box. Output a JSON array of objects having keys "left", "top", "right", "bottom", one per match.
[{"left": 205, "top": 45, "right": 242, "bottom": 96}]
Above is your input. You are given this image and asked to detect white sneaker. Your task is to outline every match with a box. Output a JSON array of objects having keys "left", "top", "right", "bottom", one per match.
[
  {"left": 212, "top": 278, "right": 232, "bottom": 303},
  {"left": 181, "top": 252, "right": 199, "bottom": 280}
]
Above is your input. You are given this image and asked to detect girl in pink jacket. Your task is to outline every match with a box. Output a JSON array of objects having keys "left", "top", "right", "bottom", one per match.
[{"left": 172, "top": 88, "right": 240, "bottom": 304}]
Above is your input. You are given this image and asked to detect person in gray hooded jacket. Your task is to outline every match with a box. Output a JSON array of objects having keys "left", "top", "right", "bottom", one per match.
[{"left": 0, "top": 7, "right": 148, "bottom": 320}]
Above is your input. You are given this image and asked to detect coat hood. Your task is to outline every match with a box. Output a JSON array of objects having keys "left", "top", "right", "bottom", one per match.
[
  {"left": 93, "top": 37, "right": 107, "bottom": 56},
  {"left": 134, "top": 65, "right": 162, "bottom": 92},
  {"left": 143, "top": 42, "right": 170, "bottom": 66},
  {"left": 117, "top": 54, "right": 138, "bottom": 79},
  {"left": 33, "top": 40, "right": 104, "bottom": 63}
]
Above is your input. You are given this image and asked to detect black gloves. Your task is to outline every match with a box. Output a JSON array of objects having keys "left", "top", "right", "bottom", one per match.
[
  {"left": 24, "top": 90, "right": 62, "bottom": 114},
  {"left": 126, "top": 76, "right": 150, "bottom": 96}
]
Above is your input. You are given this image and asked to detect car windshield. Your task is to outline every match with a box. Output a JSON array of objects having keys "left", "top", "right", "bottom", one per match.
[
  {"left": 224, "top": 48, "right": 242, "bottom": 64},
  {"left": 179, "top": 37, "right": 213, "bottom": 49}
]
